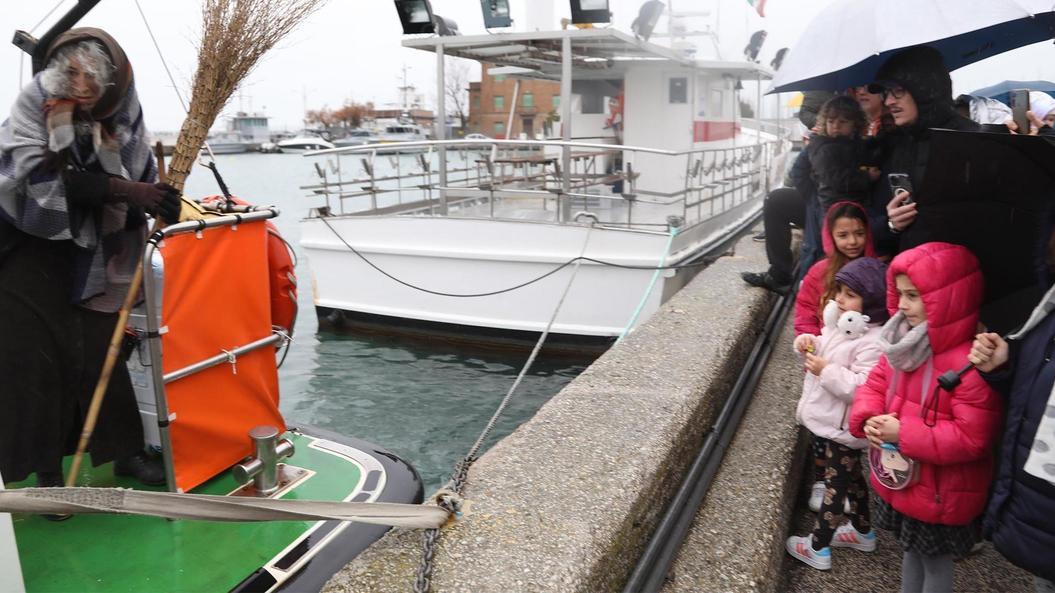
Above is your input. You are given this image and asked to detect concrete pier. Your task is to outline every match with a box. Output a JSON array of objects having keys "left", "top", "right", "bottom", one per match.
[{"left": 323, "top": 229, "right": 1034, "bottom": 593}]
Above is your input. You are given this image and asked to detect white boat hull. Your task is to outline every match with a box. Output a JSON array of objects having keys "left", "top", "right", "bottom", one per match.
[{"left": 299, "top": 188, "right": 764, "bottom": 339}]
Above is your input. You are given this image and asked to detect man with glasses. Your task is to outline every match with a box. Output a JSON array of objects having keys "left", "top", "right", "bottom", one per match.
[{"left": 865, "top": 45, "right": 979, "bottom": 254}]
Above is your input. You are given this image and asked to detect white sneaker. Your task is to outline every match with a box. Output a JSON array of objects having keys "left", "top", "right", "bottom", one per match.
[
  {"left": 808, "top": 481, "right": 825, "bottom": 512},
  {"left": 830, "top": 522, "right": 877, "bottom": 552},
  {"left": 786, "top": 535, "right": 831, "bottom": 570},
  {"left": 807, "top": 481, "right": 852, "bottom": 513}
]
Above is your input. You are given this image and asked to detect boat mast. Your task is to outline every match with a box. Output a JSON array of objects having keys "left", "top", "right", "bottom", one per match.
[{"left": 560, "top": 33, "right": 572, "bottom": 222}]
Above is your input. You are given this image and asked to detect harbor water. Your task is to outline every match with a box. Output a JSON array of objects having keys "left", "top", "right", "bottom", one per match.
[{"left": 178, "top": 152, "right": 593, "bottom": 494}]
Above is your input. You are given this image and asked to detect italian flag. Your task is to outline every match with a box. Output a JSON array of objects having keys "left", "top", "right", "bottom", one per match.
[{"left": 747, "top": 0, "right": 766, "bottom": 17}]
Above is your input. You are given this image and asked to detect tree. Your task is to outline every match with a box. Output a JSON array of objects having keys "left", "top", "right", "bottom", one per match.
[
  {"left": 445, "top": 59, "right": 471, "bottom": 133},
  {"left": 334, "top": 101, "right": 374, "bottom": 129},
  {"left": 304, "top": 107, "right": 336, "bottom": 128}
]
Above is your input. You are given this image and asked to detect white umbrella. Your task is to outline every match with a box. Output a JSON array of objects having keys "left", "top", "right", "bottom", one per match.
[{"left": 770, "top": 0, "right": 1055, "bottom": 93}]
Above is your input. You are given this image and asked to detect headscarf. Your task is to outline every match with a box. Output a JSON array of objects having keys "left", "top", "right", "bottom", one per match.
[{"left": 0, "top": 28, "right": 156, "bottom": 311}]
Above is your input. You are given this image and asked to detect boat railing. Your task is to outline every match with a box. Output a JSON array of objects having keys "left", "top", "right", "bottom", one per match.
[{"left": 299, "top": 131, "right": 789, "bottom": 232}]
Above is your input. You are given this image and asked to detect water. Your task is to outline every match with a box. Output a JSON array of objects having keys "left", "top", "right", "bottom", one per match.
[{"left": 177, "top": 152, "right": 592, "bottom": 494}]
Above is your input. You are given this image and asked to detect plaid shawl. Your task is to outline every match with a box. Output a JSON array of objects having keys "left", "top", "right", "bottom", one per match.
[{"left": 0, "top": 74, "right": 157, "bottom": 311}]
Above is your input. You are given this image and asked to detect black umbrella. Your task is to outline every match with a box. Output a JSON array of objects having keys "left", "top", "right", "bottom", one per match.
[{"left": 916, "top": 129, "right": 1055, "bottom": 333}]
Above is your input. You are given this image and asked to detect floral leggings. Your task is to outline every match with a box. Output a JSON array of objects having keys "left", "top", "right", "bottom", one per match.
[{"left": 812, "top": 442, "right": 871, "bottom": 550}]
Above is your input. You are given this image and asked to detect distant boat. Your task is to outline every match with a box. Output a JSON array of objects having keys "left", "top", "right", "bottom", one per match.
[
  {"left": 333, "top": 129, "right": 377, "bottom": 147},
  {"left": 202, "top": 131, "right": 251, "bottom": 155},
  {"left": 379, "top": 123, "right": 427, "bottom": 143},
  {"left": 277, "top": 134, "right": 336, "bottom": 153}
]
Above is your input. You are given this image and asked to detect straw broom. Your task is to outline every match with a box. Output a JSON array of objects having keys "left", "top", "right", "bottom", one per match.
[{"left": 66, "top": 0, "right": 325, "bottom": 487}]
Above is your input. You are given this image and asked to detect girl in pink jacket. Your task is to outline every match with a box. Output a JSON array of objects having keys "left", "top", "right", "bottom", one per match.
[
  {"left": 850, "top": 243, "right": 1002, "bottom": 593},
  {"left": 786, "top": 257, "right": 889, "bottom": 571}
]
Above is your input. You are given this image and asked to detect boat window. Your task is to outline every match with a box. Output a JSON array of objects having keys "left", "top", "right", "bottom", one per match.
[
  {"left": 494, "top": 95, "right": 505, "bottom": 110},
  {"left": 581, "top": 93, "right": 604, "bottom": 114},
  {"left": 670, "top": 77, "right": 688, "bottom": 104},
  {"left": 709, "top": 89, "right": 724, "bottom": 116}
]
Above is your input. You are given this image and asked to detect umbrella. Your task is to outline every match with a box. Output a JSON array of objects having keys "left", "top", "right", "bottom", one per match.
[
  {"left": 916, "top": 129, "right": 1055, "bottom": 333},
  {"left": 769, "top": 0, "right": 1055, "bottom": 93},
  {"left": 970, "top": 79, "right": 1055, "bottom": 106}
]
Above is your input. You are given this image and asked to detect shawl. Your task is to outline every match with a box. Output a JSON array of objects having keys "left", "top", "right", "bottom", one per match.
[
  {"left": 0, "top": 73, "right": 156, "bottom": 311},
  {"left": 880, "top": 312, "right": 932, "bottom": 372}
]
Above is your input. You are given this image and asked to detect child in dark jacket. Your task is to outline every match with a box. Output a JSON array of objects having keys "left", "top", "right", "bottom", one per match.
[{"left": 807, "top": 95, "right": 879, "bottom": 212}]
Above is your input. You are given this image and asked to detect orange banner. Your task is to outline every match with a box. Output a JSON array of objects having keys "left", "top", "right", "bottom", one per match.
[{"left": 159, "top": 221, "right": 284, "bottom": 492}]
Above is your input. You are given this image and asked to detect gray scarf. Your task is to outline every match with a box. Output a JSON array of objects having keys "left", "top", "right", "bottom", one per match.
[{"left": 880, "top": 312, "right": 932, "bottom": 372}]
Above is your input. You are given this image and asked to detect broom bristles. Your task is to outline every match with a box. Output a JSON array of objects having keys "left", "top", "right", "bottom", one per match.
[{"left": 167, "top": 0, "right": 326, "bottom": 193}]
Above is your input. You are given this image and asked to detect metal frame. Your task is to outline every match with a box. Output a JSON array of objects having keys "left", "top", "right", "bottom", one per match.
[{"left": 140, "top": 209, "right": 282, "bottom": 491}]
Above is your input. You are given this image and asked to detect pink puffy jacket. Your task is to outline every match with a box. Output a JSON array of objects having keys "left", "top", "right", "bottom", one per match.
[
  {"left": 849, "top": 243, "right": 1002, "bottom": 526},
  {"left": 794, "top": 201, "right": 875, "bottom": 336}
]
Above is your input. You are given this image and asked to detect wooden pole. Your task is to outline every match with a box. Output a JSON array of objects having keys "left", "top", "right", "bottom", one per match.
[{"left": 65, "top": 144, "right": 167, "bottom": 487}]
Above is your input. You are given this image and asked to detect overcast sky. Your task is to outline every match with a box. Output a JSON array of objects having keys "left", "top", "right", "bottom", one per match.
[{"left": 1, "top": 0, "right": 1053, "bottom": 132}]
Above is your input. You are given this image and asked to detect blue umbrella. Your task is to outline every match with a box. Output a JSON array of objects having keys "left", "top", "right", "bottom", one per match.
[
  {"left": 969, "top": 80, "right": 1055, "bottom": 106},
  {"left": 770, "top": 0, "right": 1055, "bottom": 93}
]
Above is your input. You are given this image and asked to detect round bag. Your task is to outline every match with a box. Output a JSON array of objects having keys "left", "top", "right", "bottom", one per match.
[{"left": 869, "top": 443, "right": 920, "bottom": 490}]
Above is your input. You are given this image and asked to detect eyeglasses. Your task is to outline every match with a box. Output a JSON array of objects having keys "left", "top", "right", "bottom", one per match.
[{"left": 882, "top": 86, "right": 909, "bottom": 100}]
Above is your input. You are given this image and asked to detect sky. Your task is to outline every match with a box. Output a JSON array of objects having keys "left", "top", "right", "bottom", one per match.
[{"left": 1, "top": 0, "right": 1053, "bottom": 133}]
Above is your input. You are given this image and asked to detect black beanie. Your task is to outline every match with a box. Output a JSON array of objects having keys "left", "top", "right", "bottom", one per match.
[{"left": 874, "top": 45, "right": 953, "bottom": 129}]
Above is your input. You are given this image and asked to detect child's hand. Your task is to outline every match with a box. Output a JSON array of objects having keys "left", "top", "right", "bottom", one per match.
[
  {"left": 794, "top": 334, "right": 817, "bottom": 354},
  {"left": 804, "top": 352, "right": 827, "bottom": 376},
  {"left": 864, "top": 413, "right": 900, "bottom": 447},
  {"left": 969, "top": 332, "right": 1010, "bottom": 373}
]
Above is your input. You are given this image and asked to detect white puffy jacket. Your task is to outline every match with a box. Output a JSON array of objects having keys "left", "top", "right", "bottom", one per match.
[{"left": 794, "top": 311, "right": 883, "bottom": 449}]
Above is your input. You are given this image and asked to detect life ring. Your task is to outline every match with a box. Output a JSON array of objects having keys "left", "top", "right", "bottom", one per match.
[{"left": 199, "top": 195, "right": 298, "bottom": 335}]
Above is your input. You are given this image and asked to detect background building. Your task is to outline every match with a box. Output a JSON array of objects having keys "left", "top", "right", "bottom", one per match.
[{"left": 467, "top": 64, "right": 561, "bottom": 138}]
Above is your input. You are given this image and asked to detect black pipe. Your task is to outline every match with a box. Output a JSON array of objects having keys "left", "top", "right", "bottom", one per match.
[{"left": 622, "top": 289, "right": 795, "bottom": 593}]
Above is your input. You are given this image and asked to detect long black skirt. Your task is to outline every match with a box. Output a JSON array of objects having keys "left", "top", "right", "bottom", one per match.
[{"left": 0, "top": 224, "right": 143, "bottom": 484}]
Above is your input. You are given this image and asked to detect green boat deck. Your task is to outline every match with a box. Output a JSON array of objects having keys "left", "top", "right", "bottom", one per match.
[{"left": 8, "top": 432, "right": 366, "bottom": 593}]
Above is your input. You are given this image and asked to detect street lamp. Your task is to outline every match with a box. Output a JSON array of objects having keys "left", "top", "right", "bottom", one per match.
[
  {"left": 569, "top": 0, "right": 611, "bottom": 25},
  {"left": 481, "top": 0, "right": 513, "bottom": 28},
  {"left": 393, "top": 0, "right": 436, "bottom": 34}
]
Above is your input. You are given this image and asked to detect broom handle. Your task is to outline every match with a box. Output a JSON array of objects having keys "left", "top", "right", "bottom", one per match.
[{"left": 66, "top": 144, "right": 168, "bottom": 487}]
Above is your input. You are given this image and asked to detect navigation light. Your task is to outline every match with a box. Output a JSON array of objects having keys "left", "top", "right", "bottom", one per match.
[
  {"left": 481, "top": 0, "right": 513, "bottom": 28},
  {"left": 570, "top": 0, "right": 612, "bottom": 25},
  {"left": 631, "top": 1, "right": 664, "bottom": 42},
  {"left": 394, "top": 0, "right": 436, "bottom": 35}
]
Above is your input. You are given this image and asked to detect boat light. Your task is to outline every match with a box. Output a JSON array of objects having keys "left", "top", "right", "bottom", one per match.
[
  {"left": 569, "top": 0, "right": 611, "bottom": 25},
  {"left": 481, "top": 0, "right": 513, "bottom": 28},
  {"left": 394, "top": 0, "right": 436, "bottom": 35},
  {"left": 631, "top": 1, "right": 664, "bottom": 42}
]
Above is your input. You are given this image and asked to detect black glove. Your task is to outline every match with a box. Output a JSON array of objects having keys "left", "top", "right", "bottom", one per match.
[
  {"left": 155, "top": 183, "right": 181, "bottom": 224},
  {"left": 108, "top": 178, "right": 181, "bottom": 224}
]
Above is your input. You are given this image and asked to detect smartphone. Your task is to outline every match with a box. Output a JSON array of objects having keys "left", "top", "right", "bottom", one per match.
[
  {"left": 1011, "top": 88, "right": 1030, "bottom": 134},
  {"left": 888, "top": 173, "right": 913, "bottom": 204}
]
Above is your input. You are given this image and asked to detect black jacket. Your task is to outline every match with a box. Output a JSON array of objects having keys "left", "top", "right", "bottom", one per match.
[
  {"left": 981, "top": 310, "right": 1055, "bottom": 582},
  {"left": 806, "top": 135, "right": 873, "bottom": 210},
  {"left": 870, "top": 112, "right": 980, "bottom": 252}
]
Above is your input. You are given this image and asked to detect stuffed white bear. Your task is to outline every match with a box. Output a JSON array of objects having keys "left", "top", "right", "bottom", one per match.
[
  {"left": 822, "top": 299, "right": 871, "bottom": 340},
  {"left": 837, "top": 310, "right": 871, "bottom": 339}
]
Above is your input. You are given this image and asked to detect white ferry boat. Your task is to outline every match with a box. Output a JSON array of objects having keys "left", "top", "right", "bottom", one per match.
[{"left": 299, "top": 27, "right": 791, "bottom": 345}]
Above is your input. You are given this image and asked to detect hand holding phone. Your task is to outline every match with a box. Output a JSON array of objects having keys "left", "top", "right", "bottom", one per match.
[
  {"left": 1011, "top": 89, "right": 1031, "bottom": 134},
  {"left": 888, "top": 173, "right": 913, "bottom": 205}
]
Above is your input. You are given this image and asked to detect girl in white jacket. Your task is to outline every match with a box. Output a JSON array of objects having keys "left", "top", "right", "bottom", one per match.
[{"left": 786, "top": 257, "right": 889, "bottom": 570}]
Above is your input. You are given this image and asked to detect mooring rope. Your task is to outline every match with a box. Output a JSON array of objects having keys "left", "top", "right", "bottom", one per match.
[
  {"left": 319, "top": 216, "right": 716, "bottom": 299},
  {"left": 0, "top": 487, "right": 447, "bottom": 528},
  {"left": 412, "top": 223, "right": 595, "bottom": 593}
]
